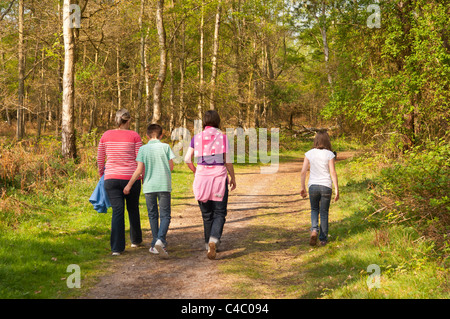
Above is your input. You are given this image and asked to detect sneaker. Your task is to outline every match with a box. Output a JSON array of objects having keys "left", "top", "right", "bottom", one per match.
[
  {"left": 320, "top": 240, "right": 327, "bottom": 246},
  {"left": 112, "top": 252, "right": 121, "bottom": 256},
  {"left": 131, "top": 243, "right": 142, "bottom": 248},
  {"left": 205, "top": 241, "right": 221, "bottom": 252},
  {"left": 155, "top": 239, "right": 169, "bottom": 259},
  {"left": 310, "top": 230, "right": 318, "bottom": 246},
  {"left": 207, "top": 242, "right": 216, "bottom": 260},
  {"left": 149, "top": 247, "right": 159, "bottom": 254}
]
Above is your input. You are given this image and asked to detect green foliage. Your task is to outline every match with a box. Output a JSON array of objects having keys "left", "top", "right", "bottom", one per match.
[
  {"left": 322, "top": 0, "right": 450, "bottom": 148},
  {"left": 370, "top": 137, "right": 450, "bottom": 248}
]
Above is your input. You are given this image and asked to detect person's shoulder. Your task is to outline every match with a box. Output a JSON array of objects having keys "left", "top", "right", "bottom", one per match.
[
  {"left": 325, "top": 149, "right": 336, "bottom": 157},
  {"left": 159, "top": 141, "right": 171, "bottom": 146},
  {"left": 161, "top": 142, "right": 175, "bottom": 153},
  {"left": 193, "top": 132, "right": 202, "bottom": 140},
  {"left": 127, "top": 130, "right": 142, "bottom": 140},
  {"left": 101, "top": 129, "right": 114, "bottom": 136},
  {"left": 99, "top": 129, "right": 115, "bottom": 141}
]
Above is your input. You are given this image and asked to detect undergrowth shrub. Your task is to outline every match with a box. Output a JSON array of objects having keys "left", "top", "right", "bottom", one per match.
[
  {"left": 0, "top": 137, "right": 83, "bottom": 192},
  {"left": 370, "top": 138, "right": 450, "bottom": 250},
  {"left": 0, "top": 135, "right": 97, "bottom": 226}
]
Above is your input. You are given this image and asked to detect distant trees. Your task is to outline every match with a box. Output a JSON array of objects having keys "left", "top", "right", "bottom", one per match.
[
  {"left": 318, "top": 0, "right": 450, "bottom": 150},
  {"left": 0, "top": 0, "right": 448, "bottom": 157}
]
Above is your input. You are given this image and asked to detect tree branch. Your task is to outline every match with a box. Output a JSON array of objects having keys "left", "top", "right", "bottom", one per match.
[{"left": 0, "top": 0, "right": 16, "bottom": 21}]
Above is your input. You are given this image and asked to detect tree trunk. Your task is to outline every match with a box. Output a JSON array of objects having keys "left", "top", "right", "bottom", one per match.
[
  {"left": 137, "top": 0, "right": 145, "bottom": 131},
  {"left": 233, "top": 2, "right": 246, "bottom": 128},
  {"left": 56, "top": 1, "right": 64, "bottom": 136},
  {"left": 16, "top": 0, "right": 24, "bottom": 140},
  {"left": 320, "top": 25, "right": 332, "bottom": 86},
  {"left": 319, "top": 1, "right": 332, "bottom": 87},
  {"left": 178, "top": 21, "right": 186, "bottom": 130},
  {"left": 61, "top": 0, "right": 77, "bottom": 159},
  {"left": 116, "top": 40, "right": 122, "bottom": 110},
  {"left": 152, "top": 0, "right": 167, "bottom": 124},
  {"left": 2, "top": 47, "right": 11, "bottom": 124},
  {"left": 37, "top": 48, "right": 46, "bottom": 140},
  {"left": 209, "top": 0, "right": 221, "bottom": 110},
  {"left": 197, "top": 0, "right": 205, "bottom": 120},
  {"left": 169, "top": 40, "right": 175, "bottom": 133},
  {"left": 144, "top": 29, "right": 151, "bottom": 120}
]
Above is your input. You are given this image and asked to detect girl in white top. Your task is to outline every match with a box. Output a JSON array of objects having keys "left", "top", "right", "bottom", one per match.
[{"left": 300, "top": 130, "right": 339, "bottom": 246}]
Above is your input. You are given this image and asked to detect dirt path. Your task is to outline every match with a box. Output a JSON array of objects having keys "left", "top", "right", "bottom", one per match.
[{"left": 82, "top": 153, "right": 354, "bottom": 299}]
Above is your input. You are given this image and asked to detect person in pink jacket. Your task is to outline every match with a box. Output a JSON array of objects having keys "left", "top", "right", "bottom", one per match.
[{"left": 185, "top": 110, "right": 236, "bottom": 260}]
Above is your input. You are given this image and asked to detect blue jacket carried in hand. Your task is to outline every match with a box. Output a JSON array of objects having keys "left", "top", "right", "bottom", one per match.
[{"left": 89, "top": 175, "right": 111, "bottom": 213}]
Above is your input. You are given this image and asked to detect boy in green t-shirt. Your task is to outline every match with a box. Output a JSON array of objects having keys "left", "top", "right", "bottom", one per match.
[{"left": 124, "top": 124, "right": 176, "bottom": 258}]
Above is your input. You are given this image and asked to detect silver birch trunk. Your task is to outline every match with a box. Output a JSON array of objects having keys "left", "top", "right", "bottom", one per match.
[
  {"left": 152, "top": 0, "right": 167, "bottom": 124},
  {"left": 137, "top": 0, "right": 145, "bottom": 131},
  {"left": 61, "top": 0, "right": 77, "bottom": 158},
  {"left": 197, "top": 0, "right": 205, "bottom": 120},
  {"left": 209, "top": 0, "right": 221, "bottom": 110},
  {"left": 16, "top": 0, "right": 24, "bottom": 140}
]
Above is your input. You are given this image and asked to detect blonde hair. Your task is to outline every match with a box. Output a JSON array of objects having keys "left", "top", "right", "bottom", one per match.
[{"left": 115, "top": 109, "right": 131, "bottom": 127}]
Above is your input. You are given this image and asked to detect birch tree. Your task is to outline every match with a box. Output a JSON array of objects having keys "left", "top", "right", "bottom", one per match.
[
  {"left": 16, "top": 0, "right": 24, "bottom": 140},
  {"left": 61, "top": 0, "right": 78, "bottom": 158},
  {"left": 209, "top": 0, "right": 221, "bottom": 110},
  {"left": 197, "top": 0, "right": 205, "bottom": 120},
  {"left": 152, "top": 0, "right": 167, "bottom": 124}
]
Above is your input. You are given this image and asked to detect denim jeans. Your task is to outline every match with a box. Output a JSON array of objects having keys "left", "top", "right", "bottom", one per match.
[
  {"left": 145, "top": 192, "right": 171, "bottom": 247},
  {"left": 104, "top": 179, "right": 142, "bottom": 253},
  {"left": 309, "top": 184, "right": 332, "bottom": 242},
  {"left": 198, "top": 183, "right": 229, "bottom": 245}
]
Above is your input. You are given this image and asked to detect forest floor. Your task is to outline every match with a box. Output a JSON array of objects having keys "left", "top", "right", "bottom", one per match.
[{"left": 81, "top": 152, "right": 356, "bottom": 299}]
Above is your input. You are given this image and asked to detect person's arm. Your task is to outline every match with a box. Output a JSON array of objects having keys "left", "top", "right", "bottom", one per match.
[
  {"left": 123, "top": 162, "right": 144, "bottom": 195},
  {"left": 184, "top": 147, "right": 196, "bottom": 174},
  {"left": 225, "top": 163, "right": 236, "bottom": 191},
  {"left": 224, "top": 153, "right": 236, "bottom": 191},
  {"left": 97, "top": 139, "right": 106, "bottom": 177},
  {"left": 300, "top": 156, "right": 310, "bottom": 198},
  {"left": 169, "top": 159, "right": 174, "bottom": 172},
  {"left": 329, "top": 158, "right": 339, "bottom": 202}
]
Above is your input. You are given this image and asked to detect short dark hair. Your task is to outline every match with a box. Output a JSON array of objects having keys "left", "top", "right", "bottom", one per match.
[
  {"left": 147, "top": 124, "right": 163, "bottom": 138},
  {"left": 203, "top": 110, "right": 221, "bottom": 129}
]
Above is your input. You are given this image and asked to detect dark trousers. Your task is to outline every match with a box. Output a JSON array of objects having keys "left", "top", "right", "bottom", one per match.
[
  {"left": 104, "top": 179, "right": 142, "bottom": 252},
  {"left": 198, "top": 184, "right": 229, "bottom": 244}
]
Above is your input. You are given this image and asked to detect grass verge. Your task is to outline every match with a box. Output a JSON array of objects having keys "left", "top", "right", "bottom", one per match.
[
  {"left": 219, "top": 150, "right": 449, "bottom": 298},
  {"left": 0, "top": 136, "right": 197, "bottom": 298}
]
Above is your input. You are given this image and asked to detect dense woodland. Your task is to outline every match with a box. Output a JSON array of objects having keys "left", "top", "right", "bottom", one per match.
[
  {"left": 0, "top": 0, "right": 449, "bottom": 156},
  {"left": 0, "top": 1, "right": 449, "bottom": 298}
]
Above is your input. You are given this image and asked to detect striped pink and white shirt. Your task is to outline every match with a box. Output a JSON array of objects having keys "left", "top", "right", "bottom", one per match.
[{"left": 97, "top": 129, "right": 142, "bottom": 180}]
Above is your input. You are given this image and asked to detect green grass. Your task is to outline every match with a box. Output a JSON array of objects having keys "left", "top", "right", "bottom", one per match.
[
  {"left": 1, "top": 136, "right": 448, "bottom": 299},
  {"left": 0, "top": 177, "right": 112, "bottom": 298},
  {"left": 219, "top": 150, "right": 449, "bottom": 299},
  {"left": 0, "top": 160, "right": 196, "bottom": 299}
]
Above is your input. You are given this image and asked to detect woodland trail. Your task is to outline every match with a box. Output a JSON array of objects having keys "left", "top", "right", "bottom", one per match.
[{"left": 82, "top": 153, "right": 354, "bottom": 299}]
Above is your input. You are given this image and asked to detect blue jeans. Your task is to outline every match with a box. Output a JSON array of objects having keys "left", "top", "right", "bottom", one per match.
[
  {"left": 145, "top": 192, "right": 171, "bottom": 247},
  {"left": 309, "top": 185, "right": 332, "bottom": 242},
  {"left": 104, "top": 179, "right": 142, "bottom": 253},
  {"left": 198, "top": 183, "right": 229, "bottom": 245}
]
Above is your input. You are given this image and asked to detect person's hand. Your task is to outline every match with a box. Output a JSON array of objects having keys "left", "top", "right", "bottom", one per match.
[
  {"left": 229, "top": 177, "right": 236, "bottom": 191},
  {"left": 123, "top": 185, "right": 131, "bottom": 195},
  {"left": 334, "top": 192, "right": 339, "bottom": 202},
  {"left": 300, "top": 189, "right": 307, "bottom": 198}
]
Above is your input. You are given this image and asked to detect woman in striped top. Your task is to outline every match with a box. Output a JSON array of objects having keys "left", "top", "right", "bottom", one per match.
[{"left": 97, "top": 109, "right": 143, "bottom": 255}]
